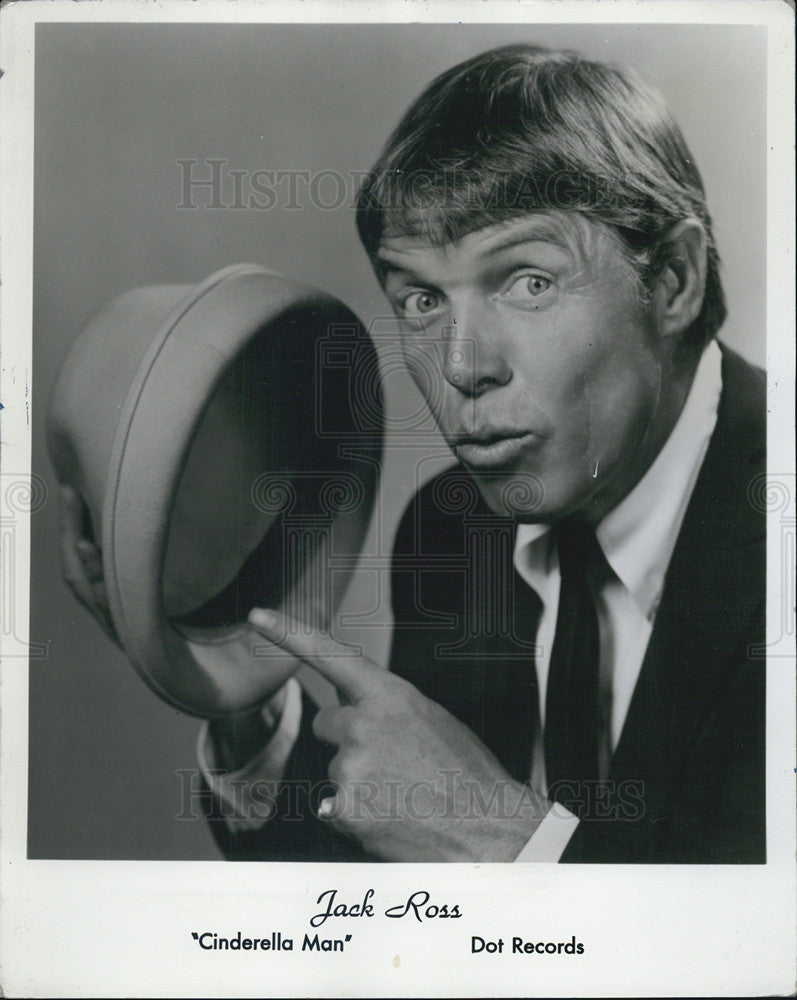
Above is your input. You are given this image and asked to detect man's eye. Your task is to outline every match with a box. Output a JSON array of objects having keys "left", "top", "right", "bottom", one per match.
[
  {"left": 503, "top": 273, "right": 552, "bottom": 299},
  {"left": 401, "top": 290, "right": 441, "bottom": 315}
]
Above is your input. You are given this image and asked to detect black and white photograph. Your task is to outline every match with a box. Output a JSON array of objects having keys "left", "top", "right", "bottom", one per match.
[{"left": 0, "top": 1, "right": 794, "bottom": 996}]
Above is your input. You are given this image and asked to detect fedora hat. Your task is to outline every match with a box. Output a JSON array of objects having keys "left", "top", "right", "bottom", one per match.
[{"left": 47, "top": 264, "right": 382, "bottom": 716}]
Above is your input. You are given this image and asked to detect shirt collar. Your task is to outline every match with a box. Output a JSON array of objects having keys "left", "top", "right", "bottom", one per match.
[{"left": 514, "top": 340, "right": 723, "bottom": 619}]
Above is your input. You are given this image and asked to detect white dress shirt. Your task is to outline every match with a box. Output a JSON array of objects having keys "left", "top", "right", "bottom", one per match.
[{"left": 199, "top": 340, "right": 723, "bottom": 860}]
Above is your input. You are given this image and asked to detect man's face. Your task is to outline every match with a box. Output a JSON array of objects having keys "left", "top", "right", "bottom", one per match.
[{"left": 378, "top": 211, "right": 679, "bottom": 523}]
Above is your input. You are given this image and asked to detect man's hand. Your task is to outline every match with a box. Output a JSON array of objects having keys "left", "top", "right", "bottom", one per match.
[
  {"left": 57, "top": 484, "right": 300, "bottom": 738},
  {"left": 59, "top": 484, "right": 120, "bottom": 645},
  {"left": 249, "top": 608, "right": 550, "bottom": 861}
]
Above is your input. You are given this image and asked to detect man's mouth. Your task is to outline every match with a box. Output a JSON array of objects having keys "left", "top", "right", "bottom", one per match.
[{"left": 452, "top": 430, "right": 538, "bottom": 468}]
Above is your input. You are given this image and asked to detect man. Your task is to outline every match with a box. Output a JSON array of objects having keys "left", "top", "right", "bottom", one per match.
[{"left": 62, "top": 43, "right": 766, "bottom": 863}]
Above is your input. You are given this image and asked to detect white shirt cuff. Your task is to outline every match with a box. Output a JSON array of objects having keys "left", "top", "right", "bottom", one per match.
[
  {"left": 196, "top": 677, "right": 303, "bottom": 833},
  {"left": 514, "top": 802, "right": 580, "bottom": 862}
]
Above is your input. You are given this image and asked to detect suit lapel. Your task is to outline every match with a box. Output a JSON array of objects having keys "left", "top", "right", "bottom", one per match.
[{"left": 608, "top": 346, "right": 765, "bottom": 815}]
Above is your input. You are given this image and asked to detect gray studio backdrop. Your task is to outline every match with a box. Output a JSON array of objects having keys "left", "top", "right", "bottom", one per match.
[{"left": 29, "top": 23, "right": 766, "bottom": 860}]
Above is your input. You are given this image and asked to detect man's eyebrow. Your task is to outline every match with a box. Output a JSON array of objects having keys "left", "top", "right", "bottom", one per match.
[
  {"left": 374, "top": 258, "right": 431, "bottom": 287},
  {"left": 475, "top": 220, "right": 577, "bottom": 258}
]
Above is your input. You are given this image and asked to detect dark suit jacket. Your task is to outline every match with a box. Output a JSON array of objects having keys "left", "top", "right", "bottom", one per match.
[{"left": 208, "top": 344, "right": 765, "bottom": 863}]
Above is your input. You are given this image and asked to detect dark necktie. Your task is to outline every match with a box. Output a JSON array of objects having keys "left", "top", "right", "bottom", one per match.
[{"left": 544, "top": 519, "right": 607, "bottom": 814}]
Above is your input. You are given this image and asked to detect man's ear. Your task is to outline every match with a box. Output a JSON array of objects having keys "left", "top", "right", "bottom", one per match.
[{"left": 652, "top": 218, "right": 707, "bottom": 339}]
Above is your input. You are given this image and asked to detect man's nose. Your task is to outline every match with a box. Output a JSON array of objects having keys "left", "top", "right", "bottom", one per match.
[{"left": 441, "top": 313, "right": 512, "bottom": 397}]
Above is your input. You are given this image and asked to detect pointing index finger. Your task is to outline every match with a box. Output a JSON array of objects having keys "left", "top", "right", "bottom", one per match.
[{"left": 247, "top": 608, "right": 381, "bottom": 702}]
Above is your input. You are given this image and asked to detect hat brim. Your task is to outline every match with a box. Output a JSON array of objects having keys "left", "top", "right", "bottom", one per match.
[{"left": 101, "top": 264, "right": 381, "bottom": 716}]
